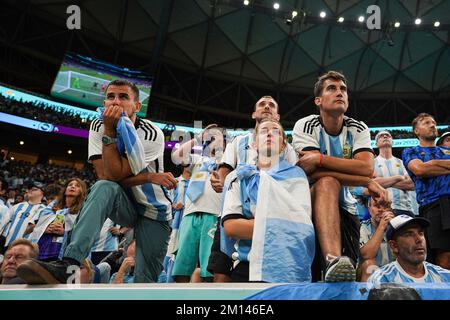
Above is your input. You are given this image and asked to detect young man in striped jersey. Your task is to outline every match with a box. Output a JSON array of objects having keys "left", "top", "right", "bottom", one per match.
[
  {"left": 0, "top": 181, "right": 46, "bottom": 251},
  {"left": 17, "top": 79, "right": 178, "bottom": 284},
  {"left": 292, "top": 70, "right": 389, "bottom": 282},
  {"left": 368, "top": 215, "right": 450, "bottom": 285}
]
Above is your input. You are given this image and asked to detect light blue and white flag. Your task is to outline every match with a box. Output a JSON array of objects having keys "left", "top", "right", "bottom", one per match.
[
  {"left": 238, "top": 161, "right": 315, "bottom": 283},
  {"left": 185, "top": 158, "right": 217, "bottom": 203}
]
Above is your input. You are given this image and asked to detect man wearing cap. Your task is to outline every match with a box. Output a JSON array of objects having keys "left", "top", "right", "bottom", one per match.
[
  {"left": 0, "top": 181, "right": 46, "bottom": 251},
  {"left": 373, "top": 130, "right": 416, "bottom": 217},
  {"left": 402, "top": 113, "right": 450, "bottom": 269},
  {"left": 368, "top": 215, "right": 450, "bottom": 285},
  {"left": 437, "top": 131, "right": 450, "bottom": 147}
]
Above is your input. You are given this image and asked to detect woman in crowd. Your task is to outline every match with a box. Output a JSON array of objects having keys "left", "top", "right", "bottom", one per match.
[{"left": 30, "top": 178, "right": 87, "bottom": 261}]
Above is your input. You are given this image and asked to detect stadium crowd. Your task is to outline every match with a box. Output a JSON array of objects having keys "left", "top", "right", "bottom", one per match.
[
  {"left": 0, "top": 73, "right": 449, "bottom": 287},
  {"left": 0, "top": 93, "right": 95, "bottom": 130}
]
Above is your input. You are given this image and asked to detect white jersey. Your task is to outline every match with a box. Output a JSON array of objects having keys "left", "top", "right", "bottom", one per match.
[
  {"left": 374, "top": 155, "right": 414, "bottom": 212},
  {"left": 359, "top": 219, "right": 394, "bottom": 267},
  {"left": 2, "top": 202, "right": 45, "bottom": 247},
  {"left": 292, "top": 115, "right": 373, "bottom": 215},
  {"left": 89, "top": 117, "right": 171, "bottom": 221},
  {"left": 184, "top": 154, "right": 222, "bottom": 217},
  {"left": 368, "top": 261, "right": 450, "bottom": 286},
  {"left": 221, "top": 132, "right": 298, "bottom": 169},
  {"left": 91, "top": 218, "right": 119, "bottom": 252}
]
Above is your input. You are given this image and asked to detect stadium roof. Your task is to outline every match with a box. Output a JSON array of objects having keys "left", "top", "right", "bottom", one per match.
[{"left": 1, "top": 0, "right": 450, "bottom": 127}]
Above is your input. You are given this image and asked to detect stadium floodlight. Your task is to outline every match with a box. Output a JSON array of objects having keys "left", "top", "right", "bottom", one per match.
[
  {"left": 358, "top": 16, "right": 365, "bottom": 22},
  {"left": 67, "top": 150, "right": 73, "bottom": 154},
  {"left": 273, "top": 2, "right": 280, "bottom": 10},
  {"left": 10, "top": 157, "right": 14, "bottom": 160},
  {"left": 292, "top": 11, "right": 298, "bottom": 18},
  {"left": 243, "top": 0, "right": 249, "bottom": 6},
  {"left": 415, "top": 18, "right": 421, "bottom": 25},
  {"left": 434, "top": 21, "right": 440, "bottom": 27},
  {"left": 319, "top": 11, "right": 326, "bottom": 18},
  {"left": 19, "top": 141, "right": 24, "bottom": 145},
  {"left": 338, "top": 17, "right": 344, "bottom": 23},
  {"left": 394, "top": 21, "right": 400, "bottom": 28}
]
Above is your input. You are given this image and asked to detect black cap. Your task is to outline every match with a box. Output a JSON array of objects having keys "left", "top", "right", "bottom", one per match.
[{"left": 27, "top": 181, "right": 46, "bottom": 192}]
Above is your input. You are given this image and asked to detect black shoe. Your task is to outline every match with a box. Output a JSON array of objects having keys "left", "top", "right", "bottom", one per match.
[
  {"left": 324, "top": 256, "right": 356, "bottom": 282},
  {"left": 16, "top": 259, "right": 74, "bottom": 284}
]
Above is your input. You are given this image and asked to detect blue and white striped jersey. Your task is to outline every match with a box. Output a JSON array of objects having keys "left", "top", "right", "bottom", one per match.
[
  {"left": 89, "top": 117, "right": 171, "bottom": 221},
  {"left": 91, "top": 218, "right": 119, "bottom": 253},
  {"left": 293, "top": 115, "right": 373, "bottom": 215},
  {"left": 359, "top": 219, "right": 394, "bottom": 266},
  {"left": 374, "top": 155, "right": 414, "bottom": 212},
  {"left": 368, "top": 260, "right": 450, "bottom": 285},
  {"left": 2, "top": 202, "right": 45, "bottom": 247}
]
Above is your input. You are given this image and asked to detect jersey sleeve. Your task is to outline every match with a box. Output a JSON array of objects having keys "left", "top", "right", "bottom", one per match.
[
  {"left": 221, "top": 136, "right": 238, "bottom": 169},
  {"left": 88, "top": 119, "right": 103, "bottom": 162},
  {"left": 359, "top": 223, "right": 371, "bottom": 247},
  {"left": 142, "top": 124, "right": 165, "bottom": 164},
  {"left": 353, "top": 121, "right": 373, "bottom": 156},
  {"left": 402, "top": 147, "right": 419, "bottom": 168},
  {"left": 221, "top": 178, "right": 244, "bottom": 224},
  {"left": 292, "top": 117, "right": 320, "bottom": 152},
  {"left": 284, "top": 143, "right": 298, "bottom": 164}
]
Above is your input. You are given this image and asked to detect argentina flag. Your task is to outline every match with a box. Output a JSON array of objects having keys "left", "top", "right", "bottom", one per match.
[{"left": 248, "top": 161, "right": 315, "bottom": 283}]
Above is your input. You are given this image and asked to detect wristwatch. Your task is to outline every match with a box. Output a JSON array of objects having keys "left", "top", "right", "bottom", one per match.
[{"left": 102, "top": 135, "right": 117, "bottom": 146}]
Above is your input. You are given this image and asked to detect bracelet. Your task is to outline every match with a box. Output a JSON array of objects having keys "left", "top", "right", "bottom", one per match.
[{"left": 319, "top": 154, "right": 324, "bottom": 167}]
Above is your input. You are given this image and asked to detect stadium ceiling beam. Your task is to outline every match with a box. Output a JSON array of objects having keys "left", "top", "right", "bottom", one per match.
[
  {"left": 365, "top": 99, "right": 393, "bottom": 123},
  {"left": 148, "top": 0, "right": 174, "bottom": 74},
  {"left": 280, "top": 94, "right": 314, "bottom": 122},
  {"left": 431, "top": 46, "right": 448, "bottom": 92},
  {"left": 151, "top": 92, "right": 250, "bottom": 120},
  {"left": 195, "top": 0, "right": 215, "bottom": 105},
  {"left": 0, "top": 37, "right": 60, "bottom": 65}
]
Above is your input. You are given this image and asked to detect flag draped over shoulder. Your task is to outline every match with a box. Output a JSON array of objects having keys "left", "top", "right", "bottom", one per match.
[
  {"left": 185, "top": 158, "right": 217, "bottom": 203},
  {"left": 116, "top": 114, "right": 147, "bottom": 174},
  {"left": 238, "top": 160, "right": 315, "bottom": 283},
  {"left": 99, "top": 108, "right": 171, "bottom": 221}
]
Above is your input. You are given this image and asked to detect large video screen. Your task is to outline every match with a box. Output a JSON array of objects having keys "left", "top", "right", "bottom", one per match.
[{"left": 51, "top": 53, "right": 152, "bottom": 118}]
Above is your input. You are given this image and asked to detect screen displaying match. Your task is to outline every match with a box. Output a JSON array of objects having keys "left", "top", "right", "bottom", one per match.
[{"left": 51, "top": 53, "right": 152, "bottom": 118}]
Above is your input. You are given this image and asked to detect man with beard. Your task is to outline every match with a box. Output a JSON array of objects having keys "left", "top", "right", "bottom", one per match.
[
  {"left": 402, "top": 113, "right": 450, "bottom": 269},
  {"left": 368, "top": 215, "right": 450, "bottom": 285}
]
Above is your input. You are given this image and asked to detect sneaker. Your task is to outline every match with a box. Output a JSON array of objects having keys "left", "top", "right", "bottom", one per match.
[
  {"left": 324, "top": 256, "right": 356, "bottom": 282},
  {"left": 16, "top": 259, "right": 74, "bottom": 284}
]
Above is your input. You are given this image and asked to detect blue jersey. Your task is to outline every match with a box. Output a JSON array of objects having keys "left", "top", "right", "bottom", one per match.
[
  {"left": 402, "top": 146, "right": 450, "bottom": 207},
  {"left": 368, "top": 261, "right": 450, "bottom": 286}
]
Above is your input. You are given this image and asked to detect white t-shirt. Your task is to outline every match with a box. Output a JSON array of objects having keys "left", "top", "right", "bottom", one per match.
[
  {"left": 184, "top": 154, "right": 222, "bottom": 217},
  {"left": 292, "top": 114, "right": 373, "bottom": 215}
]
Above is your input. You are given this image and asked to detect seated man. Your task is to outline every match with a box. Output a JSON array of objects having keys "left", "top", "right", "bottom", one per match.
[
  {"left": 368, "top": 215, "right": 450, "bottom": 285},
  {"left": 0, "top": 239, "right": 39, "bottom": 284},
  {"left": 358, "top": 198, "right": 395, "bottom": 281}
]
